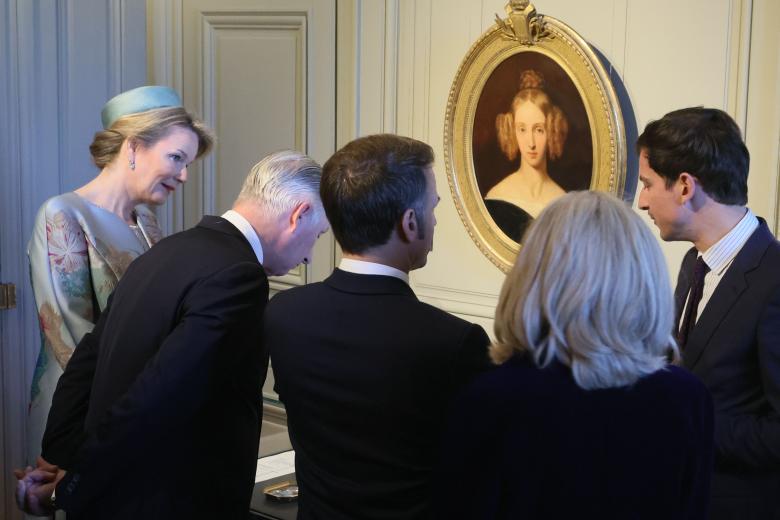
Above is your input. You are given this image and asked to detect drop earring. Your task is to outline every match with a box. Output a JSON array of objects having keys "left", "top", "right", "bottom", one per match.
[{"left": 129, "top": 159, "right": 136, "bottom": 170}]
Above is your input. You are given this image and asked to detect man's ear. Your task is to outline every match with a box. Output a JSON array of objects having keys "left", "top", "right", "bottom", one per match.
[
  {"left": 288, "top": 201, "right": 312, "bottom": 232},
  {"left": 677, "top": 172, "right": 698, "bottom": 203},
  {"left": 399, "top": 208, "right": 417, "bottom": 243}
]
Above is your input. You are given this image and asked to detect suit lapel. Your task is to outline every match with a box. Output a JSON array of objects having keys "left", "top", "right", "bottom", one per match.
[{"left": 683, "top": 221, "right": 773, "bottom": 369}]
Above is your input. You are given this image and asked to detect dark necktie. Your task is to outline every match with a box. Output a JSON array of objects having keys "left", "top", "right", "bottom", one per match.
[{"left": 677, "top": 256, "right": 710, "bottom": 349}]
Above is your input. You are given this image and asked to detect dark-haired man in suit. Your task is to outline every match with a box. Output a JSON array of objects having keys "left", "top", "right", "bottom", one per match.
[
  {"left": 637, "top": 107, "right": 780, "bottom": 519},
  {"left": 265, "top": 134, "right": 490, "bottom": 519},
  {"left": 16, "top": 151, "right": 329, "bottom": 519}
]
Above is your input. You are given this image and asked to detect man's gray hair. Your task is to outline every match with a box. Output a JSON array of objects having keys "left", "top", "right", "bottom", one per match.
[
  {"left": 491, "top": 191, "right": 678, "bottom": 390},
  {"left": 236, "top": 150, "right": 322, "bottom": 217}
]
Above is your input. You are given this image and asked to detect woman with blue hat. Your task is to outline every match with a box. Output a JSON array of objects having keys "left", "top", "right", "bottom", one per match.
[{"left": 26, "top": 85, "right": 214, "bottom": 467}]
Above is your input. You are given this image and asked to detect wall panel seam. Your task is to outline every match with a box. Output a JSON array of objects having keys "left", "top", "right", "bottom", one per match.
[
  {"left": 382, "top": 0, "right": 398, "bottom": 133},
  {"left": 56, "top": 0, "right": 67, "bottom": 195},
  {"left": 2, "top": 2, "right": 33, "bottom": 517}
]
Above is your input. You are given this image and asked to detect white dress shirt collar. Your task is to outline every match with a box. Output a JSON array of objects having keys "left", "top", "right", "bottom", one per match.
[
  {"left": 700, "top": 208, "right": 758, "bottom": 276},
  {"left": 221, "top": 210, "right": 263, "bottom": 264},
  {"left": 338, "top": 258, "right": 409, "bottom": 284}
]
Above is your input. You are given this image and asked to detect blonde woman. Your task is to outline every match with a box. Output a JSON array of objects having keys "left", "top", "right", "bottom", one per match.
[
  {"left": 437, "top": 191, "right": 714, "bottom": 519},
  {"left": 485, "top": 69, "right": 568, "bottom": 241},
  {"left": 26, "top": 86, "right": 214, "bottom": 468}
]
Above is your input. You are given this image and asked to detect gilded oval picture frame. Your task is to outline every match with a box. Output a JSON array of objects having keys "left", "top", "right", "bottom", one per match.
[{"left": 444, "top": 0, "right": 627, "bottom": 272}]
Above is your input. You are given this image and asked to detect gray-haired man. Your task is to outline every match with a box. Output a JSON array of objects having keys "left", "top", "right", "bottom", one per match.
[{"left": 16, "top": 151, "right": 328, "bottom": 519}]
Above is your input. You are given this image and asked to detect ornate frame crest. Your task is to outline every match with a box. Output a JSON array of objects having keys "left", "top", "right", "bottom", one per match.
[{"left": 444, "top": 0, "right": 627, "bottom": 272}]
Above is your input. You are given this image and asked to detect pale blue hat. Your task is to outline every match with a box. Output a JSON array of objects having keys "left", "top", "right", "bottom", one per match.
[{"left": 100, "top": 85, "right": 183, "bottom": 129}]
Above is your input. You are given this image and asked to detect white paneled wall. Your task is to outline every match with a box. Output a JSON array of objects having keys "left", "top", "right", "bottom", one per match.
[
  {"left": 744, "top": 0, "right": 780, "bottom": 230},
  {"left": 4, "top": 0, "right": 772, "bottom": 515},
  {"left": 147, "top": 0, "right": 779, "bottom": 404},
  {"left": 338, "top": 0, "right": 780, "bottom": 335},
  {"left": 149, "top": 0, "right": 337, "bottom": 402},
  {"left": 1, "top": 2, "right": 147, "bottom": 517}
]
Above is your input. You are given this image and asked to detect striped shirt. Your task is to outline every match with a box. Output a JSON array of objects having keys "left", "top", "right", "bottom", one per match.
[{"left": 685, "top": 208, "right": 758, "bottom": 325}]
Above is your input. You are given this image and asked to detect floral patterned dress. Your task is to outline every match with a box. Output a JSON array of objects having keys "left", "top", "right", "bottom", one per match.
[{"left": 26, "top": 192, "right": 163, "bottom": 464}]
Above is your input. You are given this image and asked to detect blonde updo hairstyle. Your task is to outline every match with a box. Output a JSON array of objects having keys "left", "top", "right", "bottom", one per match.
[
  {"left": 89, "top": 107, "right": 214, "bottom": 169},
  {"left": 491, "top": 191, "right": 678, "bottom": 390},
  {"left": 496, "top": 70, "right": 569, "bottom": 162}
]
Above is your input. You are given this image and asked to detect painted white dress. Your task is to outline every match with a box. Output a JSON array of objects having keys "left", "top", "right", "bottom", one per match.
[{"left": 26, "top": 192, "right": 163, "bottom": 464}]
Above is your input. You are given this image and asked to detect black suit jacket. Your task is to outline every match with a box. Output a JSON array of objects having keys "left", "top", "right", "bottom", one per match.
[
  {"left": 264, "top": 269, "right": 490, "bottom": 519},
  {"left": 675, "top": 219, "right": 780, "bottom": 519},
  {"left": 42, "top": 216, "right": 270, "bottom": 520}
]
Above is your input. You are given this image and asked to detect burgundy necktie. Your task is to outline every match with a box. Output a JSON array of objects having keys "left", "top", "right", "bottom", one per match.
[{"left": 677, "top": 256, "right": 710, "bottom": 349}]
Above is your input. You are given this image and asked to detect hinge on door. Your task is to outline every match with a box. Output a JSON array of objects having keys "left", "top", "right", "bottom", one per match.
[{"left": 0, "top": 283, "right": 17, "bottom": 310}]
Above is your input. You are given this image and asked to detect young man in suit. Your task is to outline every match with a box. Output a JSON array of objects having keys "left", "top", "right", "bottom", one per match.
[
  {"left": 637, "top": 107, "right": 780, "bottom": 519},
  {"left": 16, "top": 151, "right": 329, "bottom": 519},
  {"left": 264, "top": 134, "right": 491, "bottom": 519}
]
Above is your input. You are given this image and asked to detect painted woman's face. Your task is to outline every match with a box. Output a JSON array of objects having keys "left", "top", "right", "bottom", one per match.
[{"left": 514, "top": 101, "right": 548, "bottom": 169}]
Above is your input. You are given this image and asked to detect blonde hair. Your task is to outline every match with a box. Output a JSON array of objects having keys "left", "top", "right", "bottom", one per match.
[
  {"left": 496, "top": 69, "right": 568, "bottom": 162},
  {"left": 89, "top": 107, "right": 214, "bottom": 169},
  {"left": 236, "top": 150, "right": 323, "bottom": 220},
  {"left": 491, "top": 191, "right": 678, "bottom": 390}
]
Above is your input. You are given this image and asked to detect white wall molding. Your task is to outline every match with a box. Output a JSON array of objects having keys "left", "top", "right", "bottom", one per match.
[
  {"left": 148, "top": 0, "right": 185, "bottom": 234},
  {"left": 382, "top": 0, "right": 399, "bottom": 134},
  {"left": 400, "top": 0, "right": 505, "bottom": 322},
  {"left": 356, "top": 0, "right": 385, "bottom": 135},
  {"left": 724, "top": 0, "right": 752, "bottom": 130},
  {"left": 742, "top": 0, "right": 780, "bottom": 234},
  {"left": 336, "top": 0, "right": 358, "bottom": 149},
  {"left": 1, "top": 3, "right": 147, "bottom": 516},
  {"left": 199, "top": 10, "right": 308, "bottom": 217},
  {"left": 152, "top": 0, "right": 336, "bottom": 290},
  {"left": 404, "top": 0, "right": 432, "bottom": 139},
  {"left": 337, "top": 0, "right": 401, "bottom": 138},
  {"left": 413, "top": 283, "right": 499, "bottom": 320},
  {"left": 109, "top": 0, "right": 125, "bottom": 94},
  {"left": 0, "top": 0, "right": 27, "bottom": 516},
  {"left": 57, "top": 1, "right": 70, "bottom": 193},
  {"left": 270, "top": 264, "right": 308, "bottom": 291}
]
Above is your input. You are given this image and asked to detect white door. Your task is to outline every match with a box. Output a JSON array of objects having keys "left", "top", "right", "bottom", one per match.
[{"left": 148, "top": 0, "right": 336, "bottom": 402}]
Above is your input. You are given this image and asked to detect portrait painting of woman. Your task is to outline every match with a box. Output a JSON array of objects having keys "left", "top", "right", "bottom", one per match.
[
  {"left": 472, "top": 52, "right": 593, "bottom": 243},
  {"left": 445, "top": 4, "right": 628, "bottom": 271},
  {"left": 485, "top": 69, "right": 568, "bottom": 240}
]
